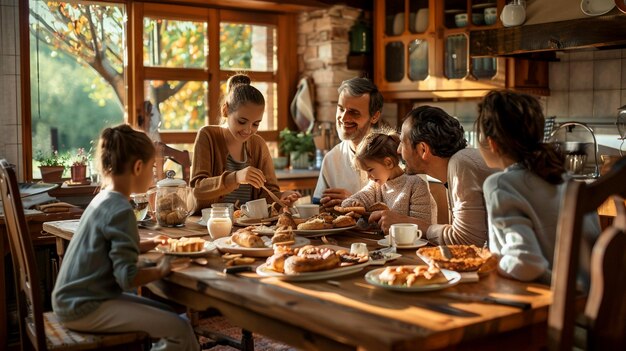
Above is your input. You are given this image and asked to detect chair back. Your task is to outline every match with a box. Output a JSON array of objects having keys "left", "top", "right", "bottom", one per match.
[
  {"left": 549, "top": 156, "right": 626, "bottom": 350},
  {"left": 154, "top": 141, "right": 191, "bottom": 184},
  {"left": 0, "top": 159, "right": 47, "bottom": 350}
]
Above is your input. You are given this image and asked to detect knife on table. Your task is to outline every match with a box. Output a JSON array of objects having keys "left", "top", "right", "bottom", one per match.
[{"left": 441, "top": 292, "right": 532, "bottom": 310}]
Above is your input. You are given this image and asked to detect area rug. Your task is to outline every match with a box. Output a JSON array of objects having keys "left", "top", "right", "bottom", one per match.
[{"left": 197, "top": 315, "right": 298, "bottom": 351}]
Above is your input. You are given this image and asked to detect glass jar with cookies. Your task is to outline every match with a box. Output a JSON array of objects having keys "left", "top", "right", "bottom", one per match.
[{"left": 154, "top": 170, "right": 190, "bottom": 227}]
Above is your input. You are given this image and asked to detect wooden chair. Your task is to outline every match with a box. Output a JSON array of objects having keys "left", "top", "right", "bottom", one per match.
[
  {"left": 0, "top": 159, "right": 149, "bottom": 351},
  {"left": 548, "top": 156, "right": 626, "bottom": 350},
  {"left": 154, "top": 141, "right": 191, "bottom": 184}
]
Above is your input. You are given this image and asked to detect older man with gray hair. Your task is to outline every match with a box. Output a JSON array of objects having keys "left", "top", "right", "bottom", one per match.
[{"left": 313, "top": 77, "right": 384, "bottom": 209}]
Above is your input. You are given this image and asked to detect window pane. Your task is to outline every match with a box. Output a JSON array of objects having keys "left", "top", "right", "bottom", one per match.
[
  {"left": 29, "top": 0, "right": 126, "bottom": 178},
  {"left": 220, "top": 22, "right": 277, "bottom": 72},
  {"left": 219, "top": 81, "right": 277, "bottom": 131},
  {"left": 143, "top": 18, "right": 207, "bottom": 68},
  {"left": 145, "top": 80, "right": 208, "bottom": 131}
]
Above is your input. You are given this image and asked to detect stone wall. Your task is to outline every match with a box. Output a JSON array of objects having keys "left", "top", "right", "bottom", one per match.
[{"left": 297, "top": 5, "right": 362, "bottom": 125}]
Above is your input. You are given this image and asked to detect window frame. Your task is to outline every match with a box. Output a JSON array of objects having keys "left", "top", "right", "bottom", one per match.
[{"left": 20, "top": 0, "right": 297, "bottom": 180}]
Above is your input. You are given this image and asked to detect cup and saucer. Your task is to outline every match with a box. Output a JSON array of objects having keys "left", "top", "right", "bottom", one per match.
[{"left": 376, "top": 223, "right": 428, "bottom": 249}]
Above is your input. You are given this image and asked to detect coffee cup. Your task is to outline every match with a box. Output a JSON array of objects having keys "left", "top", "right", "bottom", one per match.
[
  {"left": 211, "top": 202, "right": 235, "bottom": 220},
  {"left": 390, "top": 223, "right": 422, "bottom": 246},
  {"left": 240, "top": 198, "right": 268, "bottom": 219},
  {"left": 295, "top": 204, "right": 320, "bottom": 219},
  {"left": 484, "top": 7, "right": 498, "bottom": 25}
]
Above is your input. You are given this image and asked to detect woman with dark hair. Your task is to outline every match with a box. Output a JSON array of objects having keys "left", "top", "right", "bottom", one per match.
[{"left": 477, "top": 90, "right": 598, "bottom": 283}]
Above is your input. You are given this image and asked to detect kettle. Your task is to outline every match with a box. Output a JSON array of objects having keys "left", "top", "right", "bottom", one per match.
[
  {"left": 154, "top": 170, "right": 191, "bottom": 227},
  {"left": 501, "top": 0, "right": 526, "bottom": 27}
]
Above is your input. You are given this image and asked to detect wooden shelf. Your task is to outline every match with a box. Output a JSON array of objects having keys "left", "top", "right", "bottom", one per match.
[{"left": 470, "top": 14, "right": 626, "bottom": 57}]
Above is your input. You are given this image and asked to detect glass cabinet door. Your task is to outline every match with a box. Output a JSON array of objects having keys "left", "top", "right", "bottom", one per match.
[
  {"left": 445, "top": 34, "right": 468, "bottom": 79},
  {"left": 471, "top": 57, "right": 497, "bottom": 79},
  {"left": 385, "top": 0, "right": 405, "bottom": 36},
  {"left": 409, "top": 0, "right": 429, "bottom": 34},
  {"left": 385, "top": 41, "right": 405, "bottom": 82},
  {"left": 408, "top": 39, "right": 429, "bottom": 81}
]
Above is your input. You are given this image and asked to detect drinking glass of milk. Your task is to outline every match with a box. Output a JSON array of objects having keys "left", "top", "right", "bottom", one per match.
[{"left": 207, "top": 207, "right": 232, "bottom": 239}]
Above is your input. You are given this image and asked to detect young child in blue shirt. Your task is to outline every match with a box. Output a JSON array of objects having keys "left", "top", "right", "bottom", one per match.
[{"left": 52, "top": 124, "right": 198, "bottom": 350}]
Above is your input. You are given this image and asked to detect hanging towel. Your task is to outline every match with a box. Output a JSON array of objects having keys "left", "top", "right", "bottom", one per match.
[{"left": 290, "top": 77, "right": 316, "bottom": 133}]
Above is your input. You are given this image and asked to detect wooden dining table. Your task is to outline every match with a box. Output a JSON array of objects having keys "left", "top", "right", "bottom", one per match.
[{"left": 43, "top": 217, "right": 552, "bottom": 351}]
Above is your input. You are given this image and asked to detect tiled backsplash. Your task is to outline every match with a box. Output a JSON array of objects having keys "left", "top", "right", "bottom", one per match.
[{"left": 0, "top": 0, "right": 23, "bottom": 180}]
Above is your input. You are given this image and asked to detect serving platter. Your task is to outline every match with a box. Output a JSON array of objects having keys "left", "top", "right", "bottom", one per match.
[
  {"left": 256, "top": 260, "right": 370, "bottom": 281},
  {"left": 365, "top": 267, "right": 461, "bottom": 292},
  {"left": 155, "top": 241, "right": 217, "bottom": 257},
  {"left": 234, "top": 215, "right": 279, "bottom": 226},
  {"left": 213, "top": 236, "right": 310, "bottom": 257},
  {"left": 293, "top": 225, "right": 357, "bottom": 237}
]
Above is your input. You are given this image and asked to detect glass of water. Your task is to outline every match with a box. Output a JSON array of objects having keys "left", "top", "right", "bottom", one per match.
[{"left": 130, "top": 193, "right": 149, "bottom": 221}]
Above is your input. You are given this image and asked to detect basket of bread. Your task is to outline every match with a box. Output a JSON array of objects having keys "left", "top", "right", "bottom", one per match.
[{"left": 416, "top": 245, "right": 496, "bottom": 274}]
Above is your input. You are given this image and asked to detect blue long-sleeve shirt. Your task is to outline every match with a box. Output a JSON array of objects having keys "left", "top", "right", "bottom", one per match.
[{"left": 52, "top": 190, "right": 139, "bottom": 322}]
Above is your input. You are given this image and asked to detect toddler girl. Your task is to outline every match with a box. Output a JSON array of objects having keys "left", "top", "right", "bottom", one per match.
[{"left": 342, "top": 130, "right": 436, "bottom": 229}]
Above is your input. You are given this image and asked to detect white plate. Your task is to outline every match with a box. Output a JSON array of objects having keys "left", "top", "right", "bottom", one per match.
[
  {"left": 293, "top": 225, "right": 357, "bottom": 237},
  {"left": 256, "top": 261, "right": 370, "bottom": 281},
  {"left": 377, "top": 236, "right": 428, "bottom": 249},
  {"left": 234, "top": 215, "right": 279, "bottom": 227},
  {"left": 213, "top": 236, "right": 310, "bottom": 257},
  {"left": 155, "top": 241, "right": 217, "bottom": 257},
  {"left": 369, "top": 252, "right": 403, "bottom": 266},
  {"left": 365, "top": 267, "right": 461, "bottom": 292},
  {"left": 580, "top": 0, "right": 615, "bottom": 15}
]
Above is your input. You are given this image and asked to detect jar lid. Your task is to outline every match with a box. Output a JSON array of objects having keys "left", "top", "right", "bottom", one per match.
[{"left": 156, "top": 170, "right": 186, "bottom": 187}]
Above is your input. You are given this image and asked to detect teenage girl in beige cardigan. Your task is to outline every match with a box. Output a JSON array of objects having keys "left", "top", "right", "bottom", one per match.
[{"left": 190, "top": 74, "right": 300, "bottom": 211}]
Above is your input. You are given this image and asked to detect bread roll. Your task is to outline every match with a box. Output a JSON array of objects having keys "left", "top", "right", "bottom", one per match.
[
  {"left": 297, "top": 218, "right": 325, "bottom": 230},
  {"left": 231, "top": 230, "right": 265, "bottom": 248},
  {"left": 368, "top": 202, "right": 389, "bottom": 212},
  {"left": 333, "top": 206, "right": 366, "bottom": 214},
  {"left": 271, "top": 226, "right": 295, "bottom": 244},
  {"left": 332, "top": 215, "right": 356, "bottom": 228},
  {"left": 283, "top": 247, "right": 340, "bottom": 274}
]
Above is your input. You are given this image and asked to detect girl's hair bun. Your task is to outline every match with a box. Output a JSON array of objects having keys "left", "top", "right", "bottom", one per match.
[{"left": 227, "top": 74, "right": 251, "bottom": 93}]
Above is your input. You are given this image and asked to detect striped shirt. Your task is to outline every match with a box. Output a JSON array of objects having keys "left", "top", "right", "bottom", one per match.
[{"left": 222, "top": 153, "right": 252, "bottom": 205}]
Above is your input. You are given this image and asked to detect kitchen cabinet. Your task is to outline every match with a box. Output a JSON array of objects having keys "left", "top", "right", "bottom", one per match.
[{"left": 374, "top": 0, "right": 549, "bottom": 99}]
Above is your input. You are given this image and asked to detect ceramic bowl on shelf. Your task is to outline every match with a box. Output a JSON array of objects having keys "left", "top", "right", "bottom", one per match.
[
  {"left": 484, "top": 7, "right": 498, "bottom": 25},
  {"left": 415, "top": 8, "right": 429, "bottom": 33},
  {"left": 455, "top": 13, "right": 468, "bottom": 27}
]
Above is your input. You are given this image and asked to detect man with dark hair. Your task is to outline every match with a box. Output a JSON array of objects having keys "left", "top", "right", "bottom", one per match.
[
  {"left": 371, "top": 105, "right": 496, "bottom": 246},
  {"left": 313, "top": 77, "right": 384, "bottom": 208}
]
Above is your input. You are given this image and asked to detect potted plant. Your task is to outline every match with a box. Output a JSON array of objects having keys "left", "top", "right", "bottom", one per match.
[
  {"left": 35, "top": 150, "right": 67, "bottom": 183},
  {"left": 278, "top": 128, "right": 315, "bottom": 169},
  {"left": 69, "top": 147, "right": 90, "bottom": 183}
]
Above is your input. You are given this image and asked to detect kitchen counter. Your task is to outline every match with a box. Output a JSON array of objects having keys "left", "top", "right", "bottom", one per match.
[{"left": 275, "top": 169, "right": 319, "bottom": 196}]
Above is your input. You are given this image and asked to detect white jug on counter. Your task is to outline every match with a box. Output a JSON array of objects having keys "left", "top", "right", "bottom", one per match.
[{"left": 500, "top": 0, "right": 526, "bottom": 27}]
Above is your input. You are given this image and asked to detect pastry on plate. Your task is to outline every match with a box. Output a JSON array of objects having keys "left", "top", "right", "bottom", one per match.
[
  {"left": 165, "top": 237, "right": 205, "bottom": 252},
  {"left": 271, "top": 225, "right": 295, "bottom": 244},
  {"left": 332, "top": 215, "right": 356, "bottom": 228},
  {"left": 297, "top": 218, "right": 325, "bottom": 230},
  {"left": 378, "top": 265, "right": 448, "bottom": 287},
  {"left": 416, "top": 245, "right": 492, "bottom": 272},
  {"left": 231, "top": 229, "right": 265, "bottom": 248}
]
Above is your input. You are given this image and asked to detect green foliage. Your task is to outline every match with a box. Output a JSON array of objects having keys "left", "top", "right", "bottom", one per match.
[
  {"left": 279, "top": 128, "right": 315, "bottom": 159},
  {"left": 34, "top": 150, "right": 67, "bottom": 167}
]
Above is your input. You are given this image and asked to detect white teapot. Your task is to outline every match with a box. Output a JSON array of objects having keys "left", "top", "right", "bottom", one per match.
[{"left": 500, "top": 0, "right": 526, "bottom": 27}]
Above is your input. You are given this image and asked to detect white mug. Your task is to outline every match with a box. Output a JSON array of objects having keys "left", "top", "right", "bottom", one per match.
[
  {"left": 295, "top": 204, "right": 320, "bottom": 219},
  {"left": 240, "top": 198, "right": 268, "bottom": 219},
  {"left": 390, "top": 223, "right": 422, "bottom": 246}
]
